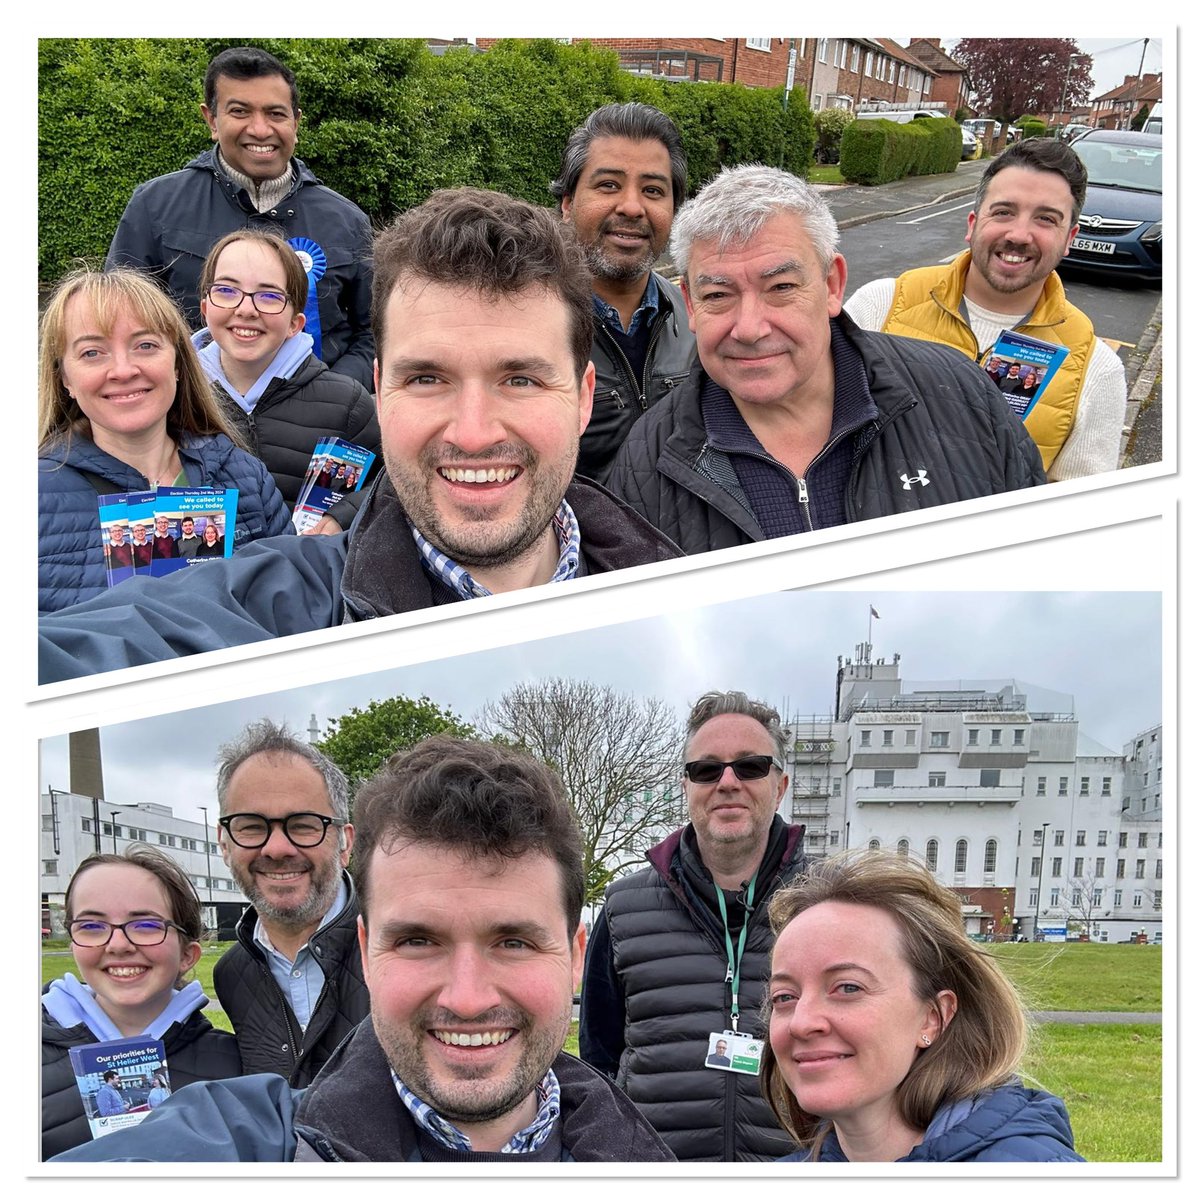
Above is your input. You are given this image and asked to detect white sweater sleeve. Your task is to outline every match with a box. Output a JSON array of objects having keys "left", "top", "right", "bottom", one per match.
[
  {"left": 1046, "top": 338, "right": 1128, "bottom": 482},
  {"left": 841, "top": 278, "right": 897, "bottom": 331}
]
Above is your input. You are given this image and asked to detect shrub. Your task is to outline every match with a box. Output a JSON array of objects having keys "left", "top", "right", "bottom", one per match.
[
  {"left": 840, "top": 116, "right": 960, "bottom": 185},
  {"left": 813, "top": 107, "right": 854, "bottom": 163}
]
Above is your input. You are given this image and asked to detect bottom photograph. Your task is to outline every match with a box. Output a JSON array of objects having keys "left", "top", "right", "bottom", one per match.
[{"left": 37, "top": 590, "right": 1165, "bottom": 1169}]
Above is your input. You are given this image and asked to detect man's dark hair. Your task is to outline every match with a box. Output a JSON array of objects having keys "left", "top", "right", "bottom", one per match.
[
  {"left": 204, "top": 46, "right": 299, "bottom": 115},
  {"left": 974, "top": 139, "right": 1089, "bottom": 225},
  {"left": 370, "top": 188, "right": 594, "bottom": 377},
  {"left": 351, "top": 736, "right": 585, "bottom": 934},
  {"left": 103, "top": 1071, "right": 119, "bottom": 1082},
  {"left": 550, "top": 102, "right": 688, "bottom": 210}
]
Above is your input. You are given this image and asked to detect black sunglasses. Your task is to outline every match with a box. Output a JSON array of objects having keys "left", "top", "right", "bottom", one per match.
[{"left": 683, "top": 755, "right": 781, "bottom": 784}]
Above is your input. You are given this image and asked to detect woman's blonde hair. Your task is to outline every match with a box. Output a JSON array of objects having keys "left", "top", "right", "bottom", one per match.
[
  {"left": 39, "top": 267, "right": 241, "bottom": 453},
  {"left": 761, "top": 849, "right": 1027, "bottom": 1153}
]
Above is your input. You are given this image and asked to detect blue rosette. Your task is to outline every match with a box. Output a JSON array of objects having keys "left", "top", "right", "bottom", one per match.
[{"left": 288, "top": 236, "right": 327, "bottom": 360}]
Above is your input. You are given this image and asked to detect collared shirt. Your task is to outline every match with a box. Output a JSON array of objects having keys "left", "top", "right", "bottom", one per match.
[
  {"left": 592, "top": 272, "right": 660, "bottom": 338},
  {"left": 252, "top": 875, "right": 348, "bottom": 1030},
  {"left": 393, "top": 1068, "right": 561, "bottom": 1154},
  {"left": 410, "top": 500, "right": 581, "bottom": 600}
]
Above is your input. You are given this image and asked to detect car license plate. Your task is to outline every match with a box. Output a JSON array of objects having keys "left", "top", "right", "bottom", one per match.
[{"left": 1071, "top": 236, "right": 1116, "bottom": 255}]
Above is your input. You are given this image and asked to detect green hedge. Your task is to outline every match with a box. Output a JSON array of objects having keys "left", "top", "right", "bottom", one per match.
[
  {"left": 38, "top": 38, "right": 815, "bottom": 284},
  {"left": 839, "top": 116, "right": 962, "bottom": 185}
]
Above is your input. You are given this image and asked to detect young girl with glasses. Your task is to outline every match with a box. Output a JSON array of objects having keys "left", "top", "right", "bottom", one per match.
[
  {"left": 193, "top": 230, "right": 380, "bottom": 532},
  {"left": 41, "top": 845, "right": 240, "bottom": 1158}
]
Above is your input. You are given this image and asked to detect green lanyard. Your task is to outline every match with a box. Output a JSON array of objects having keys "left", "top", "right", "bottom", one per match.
[{"left": 714, "top": 872, "right": 758, "bottom": 1033}]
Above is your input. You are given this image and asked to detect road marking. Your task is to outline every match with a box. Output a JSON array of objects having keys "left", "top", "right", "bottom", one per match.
[{"left": 898, "top": 200, "right": 975, "bottom": 225}]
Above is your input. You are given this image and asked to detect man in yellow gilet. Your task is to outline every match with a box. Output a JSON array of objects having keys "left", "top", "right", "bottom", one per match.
[{"left": 844, "top": 140, "right": 1125, "bottom": 482}]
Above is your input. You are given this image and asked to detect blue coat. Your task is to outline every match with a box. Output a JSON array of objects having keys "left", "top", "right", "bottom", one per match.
[
  {"left": 38, "top": 432, "right": 292, "bottom": 613},
  {"left": 779, "top": 1084, "right": 1085, "bottom": 1163}
]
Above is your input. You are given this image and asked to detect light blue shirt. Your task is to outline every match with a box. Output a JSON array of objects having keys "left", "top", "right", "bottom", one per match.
[{"left": 252, "top": 875, "right": 348, "bottom": 1030}]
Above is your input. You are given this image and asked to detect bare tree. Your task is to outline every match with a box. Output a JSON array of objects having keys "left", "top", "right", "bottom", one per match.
[
  {"left": 1055, "top": 869, "right": 1108, "bottom": 939},
  {"left": 478, "top": 679, "right": 684, "bottom": 904}
]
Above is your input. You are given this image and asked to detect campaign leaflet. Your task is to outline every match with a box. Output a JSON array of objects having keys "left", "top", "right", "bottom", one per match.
[
  {"left": 983, "top": 330, "right": 1070, "bottom": 422},
  {"left": 67, "top": 1035, "right": 169, "bottom": 1140},
  {"left": 97, "top": 494, "right": 134, "bottom": 589},
  {"left": 292, "top": 437, "right": 376, "bottom": 533},
  {"left": 152, "top": 487, "right": 239, "bottom": 576}
]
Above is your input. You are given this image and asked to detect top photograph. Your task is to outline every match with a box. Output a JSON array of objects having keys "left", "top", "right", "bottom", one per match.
[{"left": 36, "top": 36, "right": 1169, "bottom": 687}]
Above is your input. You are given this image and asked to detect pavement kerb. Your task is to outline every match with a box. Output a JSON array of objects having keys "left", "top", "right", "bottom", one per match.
[
  {"left": 1119, "top": 298, "right": 1164, "bottom": 462},
  {"left": 832, "top": 183, "right": 978, "bottom": 230}
]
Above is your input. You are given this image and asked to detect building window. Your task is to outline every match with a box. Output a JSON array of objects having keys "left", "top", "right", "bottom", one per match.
[
  {"left": 888, "top": 60, "right": 896, "bottom": 83},
  {"left": 898, "top": 838, "right": 909, "bottom": 858},
  {"left": 905, "top": 728, "right": 916, "bottom": 746},
  {"left": 1119, "top": 832, "right": 1128, "bottom": 848},
  {"left": 980, "top": 768, "right": 1001, "bottom": 787},
  {"left": 81, "top": 818, "right": 92, "bottom": 833},
  {"left": 1093, "top": 888, "right": 1103, "bottom": 905},
  {"left": 925, "top": 839, "right": 938, "bottom": 870},
  {"left": 1036, "top": 777, "right": 1047, "bottom": 796},
  {"left": 1050, "top": 887, "right": 1061, "bottom": 906},
  {"left": 882, "top": 729, "right": 894, "bottom": 746},
  {"left": 1058, "top": 777, "right": 1069, "bottom": 796},
  {"left": 990, "top": 729, "right": 1002, "bottom": 746},
  {"left": 956, "top": 840, "right": 968, "bottom": 872},
  {"left": 929, "top": 771, "right": 946, "bottom": 787},
  {"left": 899, "top": 64, "right": 907, "bottom": 87},
  {"left": 967, "top": 729, "right": 979, "bottom": 746},
  {"left": 864, "top": 50, "right": 873, "bottom": 75},
  {"left": 1102, "top": 777, "right": 1112, "bottom": 795},
  {"left": 1135, "top": 860, "right": 1146, "bottom": 879},
  {"left": 1138, "top": 832, "right": 1148, "bottom": 848},
  {"left": 874, "top": 770, "right": 894, "bottom": 787},
  {"left": 1072, "top": 888, "right": 1082, "bottom": 906},
  {"left": 812, "top": 94, "right": 824, "bottom": 110},
  {"left": 1133, "top": 892, "right": 1143, "bottom": 908},
  {"left": 832, "top": 779, "right": 841, "bottom": 796},
  {"left": 930, "top": 731, "right": 949, "bottom": 747},
  {"left": 818, "top": 38, "right": 829, "bottom": 62},
  {"left": 1154, "top": 891, "right": 1162, "bottom": 910},
  {"left": 1013, "top": 728, "right": 1025, "bottom": 745},
  {"left": 1095, "top": 858, "right": 1105, "bottom": 877},
  {"left": 1080, "top": 777, "right": 1090, "bottom": 795},
  {"left": 1156, "top": 859, "right": 1162, "bottom": 879},
  {"left": 984, "top": 839, "right": 997, "bottom": 872},
  {"left": 158, "top": 833, "right": 168, "bottom": 845},
  {"left": 1113, "top": 889, "right": 1122, "bottom": 906},
  {"left": 1075, "top": 830, "right": 1087, "bottom": 846},
  {"left": 860, "top": 730, "right": 871, "bottom": 746},
  {"left": 1030, "top": 855, "right": 1041, "bottom": 877},
  {"left": 851, "top": 44, "right": 860, "bottom": 72},
  {"left": 41, "top": 813, "right": 54, "bottom": 832},
  {"left": 1054, "top": 829, "right": 1064, "bottom": 846},
  {"left": 829, "top": 830, "right": 839, "bottom": 846},
  {"left": 1073, "top": 857, "right": 1084, "bottom": 876},
  {"left": 868, "top": 838, "right": 881, "bottom": 850},
  {"left": 1051, "top": 857, "right": 1062, "bottom": 877},
  {"left": 44, "top": 859, "right": 58, "bottom": 875},
  {"left": 1157, "top": 833, "right": 1163, "bottom": 848},
  {"left": 1033, "top": 828, "right": 1044, "bottom": 846},
  {"left": 1116, "top": 859, "right": 1126, "bottom": 878},
  {"left": 745, "top": 37, "right": 772, "bottom": 51},
  {"left": 1098, "top": 831, "right": 1108, "bottom": 847},
  {"left": 1029, "top": 890, "right": 1039, "bottom": 907}
]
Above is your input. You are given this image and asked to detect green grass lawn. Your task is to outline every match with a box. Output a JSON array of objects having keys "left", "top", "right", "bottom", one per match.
[
  {"left": 41, "top": 942, "right": 1162, "bottom": 1160},
  {"left": 808, "top": 164, "right": 845, "bottom": 184}
]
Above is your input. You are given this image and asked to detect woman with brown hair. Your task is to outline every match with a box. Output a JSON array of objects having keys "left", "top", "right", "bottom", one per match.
[
  {"left": 763, "top": 850, "right": 1083, "bottom": 1162},
  {"left": 38, "top": 267, "right": 290, "bottom": 612}
]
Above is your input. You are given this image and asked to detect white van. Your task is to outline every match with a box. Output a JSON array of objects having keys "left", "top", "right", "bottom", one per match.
[{"left": 1142, "top": 101, "right": 1163, "bottom": 136}]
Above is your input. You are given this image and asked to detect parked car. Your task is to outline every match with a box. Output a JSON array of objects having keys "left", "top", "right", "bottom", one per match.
[
  {"left": 961, "top": 126, "right": 980, "bottom": 160},
  {"left": 1061, "top": 128, "right": 1162, "bottom": 283},
  {"left": 1060, "top": 123, "right": 1092, "bottom": 142}
]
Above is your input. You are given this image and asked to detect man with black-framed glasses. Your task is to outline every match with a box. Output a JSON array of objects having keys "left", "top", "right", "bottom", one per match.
[
  {"left": 579, "top": 689, "right": 806, "bottom": 1161},
  {"left": 211, "top": 717, "right": 369, "bottom": 1086}
]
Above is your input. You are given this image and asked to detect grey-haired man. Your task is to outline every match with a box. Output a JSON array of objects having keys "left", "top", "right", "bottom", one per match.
[{"left": 606, "top": 165, "right": 1045, "bottom": 555}]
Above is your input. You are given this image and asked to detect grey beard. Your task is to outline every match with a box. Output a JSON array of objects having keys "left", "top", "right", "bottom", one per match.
[{"left": 585, "top": 242, "right": 654, "bottom": 283}]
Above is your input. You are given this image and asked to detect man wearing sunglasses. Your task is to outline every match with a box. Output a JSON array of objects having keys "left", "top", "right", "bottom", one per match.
[
  {"left": 211, "top": 718, "right": 369, "bottom": 1086},
  {"left": 579, "top": 689, "right": 806, "bottom": 1161}
]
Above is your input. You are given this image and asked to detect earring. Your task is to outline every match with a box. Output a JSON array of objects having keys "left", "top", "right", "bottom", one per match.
[{"left": 921, "top": 1034, "right": 931, "bottom": 1046}]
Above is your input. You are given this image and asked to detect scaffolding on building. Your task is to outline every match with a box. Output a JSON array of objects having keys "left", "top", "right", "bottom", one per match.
[{"left": 784, "top": 714, "right": 838, "bottom": 858}]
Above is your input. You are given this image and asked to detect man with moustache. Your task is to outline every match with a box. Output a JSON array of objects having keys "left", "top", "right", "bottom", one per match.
[
  {"left": 50, "top": 738, "right": 674, "bottom": 1163},
  {"left": 39, "top": 188, "right": 679, "bottom": 684},
  {"left": 552, "top": 102, "right": 695, "bottom": 481},
  {"left": 844, "top": 139, "right": 1125, "bottom": 481},
  {"left": 580, "top": 690, "right": 805, "bottom": 1160},
  {"left": 212, "top": 719, "right": 368, "bottom": 1086}
]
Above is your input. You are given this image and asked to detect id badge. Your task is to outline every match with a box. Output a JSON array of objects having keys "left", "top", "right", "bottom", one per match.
[{"left": 703, "top": 1029, "right": 763, "bottom": 1076}]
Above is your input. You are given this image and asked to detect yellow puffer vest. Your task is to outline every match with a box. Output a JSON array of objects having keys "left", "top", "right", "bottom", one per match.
[{"left": 882, "top": 250, "right": 1095, "bottom": 473}]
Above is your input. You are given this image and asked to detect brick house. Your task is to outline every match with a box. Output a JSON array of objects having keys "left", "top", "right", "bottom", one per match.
[
  {"left": 1091, "top": 73, "right": 1163, "bottom": 130},
  {"left": 904, "top": 39, "right": 972, "bottom": 115}
]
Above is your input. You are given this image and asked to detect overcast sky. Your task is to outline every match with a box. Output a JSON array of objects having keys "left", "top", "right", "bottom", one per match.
[{"left": 39, "top": 591, "right": 1161, "bottom": 825}]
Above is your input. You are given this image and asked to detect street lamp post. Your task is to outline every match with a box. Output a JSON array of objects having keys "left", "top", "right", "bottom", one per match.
[
  {"left": 1059, "top": 54, "right": 1083, "bottom": 121},
  {"left": 1032, "top": 820, "right": 1050, "bottom": 941},
  {"left": 198, "top": 806, "right": 214, "bottom": 910}
]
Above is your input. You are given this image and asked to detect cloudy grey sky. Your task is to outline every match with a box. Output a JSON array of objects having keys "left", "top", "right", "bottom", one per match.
[{"left": 39, "top": 590, "right": 1161, "bottom": 824}]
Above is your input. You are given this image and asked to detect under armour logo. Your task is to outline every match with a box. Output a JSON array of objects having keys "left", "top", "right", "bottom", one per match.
[{"left": 899, "top": 470, "right": 930, "bottom": 490}]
